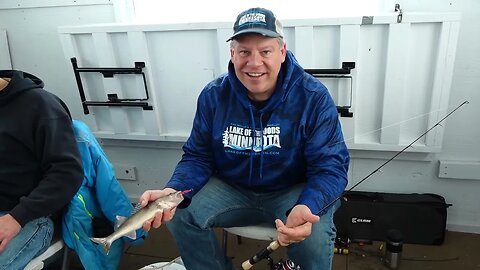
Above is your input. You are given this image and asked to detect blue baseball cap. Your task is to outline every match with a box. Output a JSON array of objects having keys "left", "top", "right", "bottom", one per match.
[{"left": 227, "top": 7, "right": 284, "bottom": 42}]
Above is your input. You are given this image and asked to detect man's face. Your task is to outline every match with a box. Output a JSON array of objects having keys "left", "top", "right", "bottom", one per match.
[{"left": 230, "top": 34, "right": 286, "bottom": 101}]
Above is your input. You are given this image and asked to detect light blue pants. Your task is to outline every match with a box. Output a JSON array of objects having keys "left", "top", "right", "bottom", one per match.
[
  {"left": 0, "top": 212, "right": 53, "bottom": 270},
  {"left": 166, "top": 178, "right": 339, "bottom": 270}
]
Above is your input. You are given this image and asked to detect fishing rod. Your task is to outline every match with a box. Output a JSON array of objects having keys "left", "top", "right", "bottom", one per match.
[{"left": 241, "top": 100, "right": 469, "bottom": 270}]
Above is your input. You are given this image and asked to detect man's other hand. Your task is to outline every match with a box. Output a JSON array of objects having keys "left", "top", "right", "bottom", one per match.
[
  {"left": 274, "top": 204, "right": 319, "bottom": 246},
  {"left": 0, "top": 214, "right": 21, "bottom": 253}
]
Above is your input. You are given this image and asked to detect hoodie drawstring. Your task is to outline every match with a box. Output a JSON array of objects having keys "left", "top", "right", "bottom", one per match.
[
  {"left": 248, "top": 106, "right": 266, "bottom": 184},
  {"left": 248, "top": 105, "right": 256, "bottom": 185},
  {"left": 259, "top": 112, "right": 265, "bottom": 180}
]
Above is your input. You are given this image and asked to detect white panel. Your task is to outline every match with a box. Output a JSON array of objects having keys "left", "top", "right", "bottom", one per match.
[
  {"left": 355, "top": 24, "right": 388, "bottom": 145},
  {"left": 58, "top": 12, "right": 461, "bottom": 152},
  {"left": 58, "top": 33, "right": 99, "bottom": 131},
  {"left": 339, "top": 25, "right": 360, "bottom": 147},
  {"left": 312, "top": 26, "right": 340, "bottom": 68},
  {"left": 293, "top": 26, "right": 314, "bottom": 67},
  {"left": 145, "top": 30, "right": 216, "bottom": 137},
  {"left": 127, "top": 31, "right": 161, "bottom": 136},
  {"left": 0, "top": 29, "right": 11, "bottom": 69},
  {"left": 338, "top": 25, "right": 359, "bottom": 104},
  {"left": 92, "top": 32, "right": 130, "bottom": 135},
  {"left": 438, "top": 161, "right": 480, "bottom": 180},
  {"left": 425, "top": 21, "right": 461, "bottom": 148},
  {"left": 380, "top": 23, "right": 411, "bottom": 145},
  {"left": 400, "top": 23, "right": 441, "bottom": 146}
]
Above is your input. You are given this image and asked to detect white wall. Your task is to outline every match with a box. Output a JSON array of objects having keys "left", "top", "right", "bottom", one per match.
[
  {"left": 0, "top": 29, "right": 11, "bottom": 69},
  {"left": 0, "top": 1, "right": 120, "bottom": 116},
  {"left": 1, "top": 0, "right": 479, "bottom": 233}
]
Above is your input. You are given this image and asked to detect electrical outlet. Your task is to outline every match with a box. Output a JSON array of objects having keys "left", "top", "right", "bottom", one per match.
[{"left": 115, "top": 165, "right": 137, "bottom": 181}]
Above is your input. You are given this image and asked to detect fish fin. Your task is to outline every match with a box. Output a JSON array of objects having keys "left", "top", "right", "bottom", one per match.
[
  {"left": 115, "top": 216, "right": 128, "bottom": 230},
  {"left": 124, "top": 230, "right": 137, "bottom": 240},
  {"left": 90, "top": 237, "right": 112, "bottom": 255}
]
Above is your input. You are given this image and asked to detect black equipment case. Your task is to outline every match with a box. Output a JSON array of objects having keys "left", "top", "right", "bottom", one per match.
[{"left": 333, "top": 191, "right": 451, "bottom": 245}]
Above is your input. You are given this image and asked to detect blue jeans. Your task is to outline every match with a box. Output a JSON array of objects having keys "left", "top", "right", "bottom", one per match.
[
  {"left": 0, "top": 212, "right": 54, "bottom": 270},
  {"left": 166, "top": 178, "right": 339, "bottom": 270}
]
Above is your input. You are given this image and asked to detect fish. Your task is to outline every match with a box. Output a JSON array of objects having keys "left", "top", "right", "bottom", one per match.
[{"left": 90, "top": 190, "right": 190, "bottom": 254}]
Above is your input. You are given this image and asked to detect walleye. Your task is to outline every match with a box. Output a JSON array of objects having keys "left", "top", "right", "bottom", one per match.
[{"left": 91, "top": 190, "right": 190, "bottom": 254}]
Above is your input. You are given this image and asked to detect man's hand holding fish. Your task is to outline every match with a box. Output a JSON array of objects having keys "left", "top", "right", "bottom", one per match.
[
  {"left": 90, "top": 189, "right": 190, "bottom": 254},
  {"left": 140, "top": 188, "right": 179, "bottom": 231}
]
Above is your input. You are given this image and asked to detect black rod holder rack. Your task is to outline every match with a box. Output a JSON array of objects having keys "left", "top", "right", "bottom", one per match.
[
  {"left": 71, "top": 57, "right": 153, "bottom": 114},
  {"left": 305, "top": 62, "right": 355, "bottom": 117}
]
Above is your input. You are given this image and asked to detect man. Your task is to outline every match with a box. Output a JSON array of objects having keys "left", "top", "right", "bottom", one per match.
[
  {"left": 0, "top": 70, "right": 83, "bottom": 269},
  {"left": 140, "top": 7, "right": 349, "bottom": 270}
]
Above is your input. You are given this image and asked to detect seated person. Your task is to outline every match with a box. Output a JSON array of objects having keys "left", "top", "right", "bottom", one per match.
[
  {"left": 139, "top": 7, "right": 349, "bottom": 270},
  {"left": 0, "top": 70, "right": 83, "bottom": 269}
]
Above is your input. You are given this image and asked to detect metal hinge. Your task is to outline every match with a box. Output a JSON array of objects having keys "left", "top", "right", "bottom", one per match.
[{"left": 395, "top": 3, "right": 403, "bottom": 23}]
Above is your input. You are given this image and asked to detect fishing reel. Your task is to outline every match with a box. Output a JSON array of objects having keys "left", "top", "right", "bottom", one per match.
[
  {"left": 270, "top": 258, "right": 300, "bottom": 270},
  {"left": 261, "top": 255, "right": 300, "bottom": 270}
]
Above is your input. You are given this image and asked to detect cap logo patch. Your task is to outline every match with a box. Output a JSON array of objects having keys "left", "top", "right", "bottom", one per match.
[{"left": 238, "top": 13, "right": 266, "bottom": 26}]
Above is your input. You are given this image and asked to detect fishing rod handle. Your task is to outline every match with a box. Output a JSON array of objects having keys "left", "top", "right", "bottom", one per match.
[{"left": 241, "top": 240, "right": 280, "bottom": 270}]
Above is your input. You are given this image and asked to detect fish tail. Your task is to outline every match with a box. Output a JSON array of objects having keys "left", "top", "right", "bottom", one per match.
[{"left": 90, "top": 237, "right": 112, "bottom": 255}]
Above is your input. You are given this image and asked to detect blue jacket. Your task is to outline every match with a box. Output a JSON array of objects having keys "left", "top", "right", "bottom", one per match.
[
  {"left": 62, "top": 120, "right": 146, "bottom": 269},
  {"left": 166, "top": 51, "right": 350, "bottom": 215}
]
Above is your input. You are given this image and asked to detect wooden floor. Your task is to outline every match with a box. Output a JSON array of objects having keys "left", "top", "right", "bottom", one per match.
[{"left": 66, "top": 226, "right": 480, "bottom": 270}]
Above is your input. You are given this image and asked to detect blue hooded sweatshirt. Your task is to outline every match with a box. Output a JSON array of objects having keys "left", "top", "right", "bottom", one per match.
[{"left": 166, "top": 50, "right": 349, "bottom": 215}]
